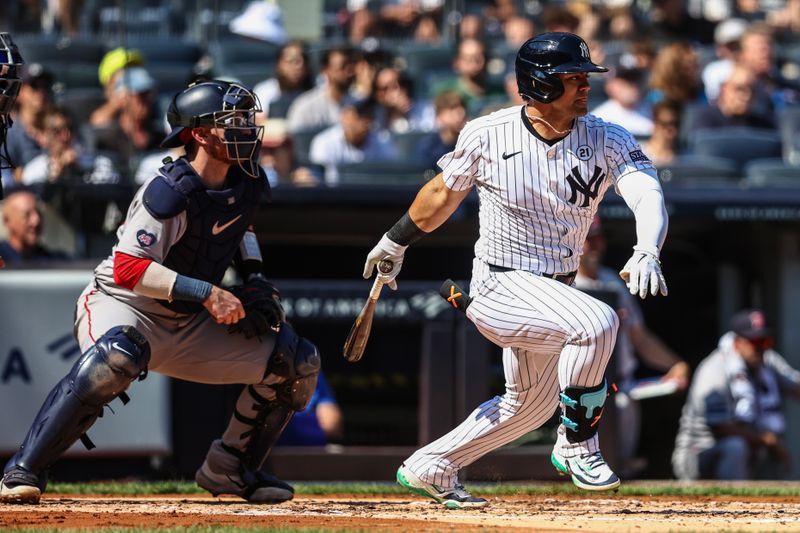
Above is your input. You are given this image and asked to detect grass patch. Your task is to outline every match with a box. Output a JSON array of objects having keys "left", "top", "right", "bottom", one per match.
[{"left": 46, "top": 480, "right": 800, "bottom": 498}]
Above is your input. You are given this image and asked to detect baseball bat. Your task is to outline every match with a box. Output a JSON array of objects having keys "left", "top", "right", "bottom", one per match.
[{"left": 343, "top": 259, "right": 394, "bottom": 363}]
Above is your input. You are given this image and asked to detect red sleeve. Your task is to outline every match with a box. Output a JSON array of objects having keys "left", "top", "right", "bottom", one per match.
[{"left": 113, "top": 252, "right": 154, "bottom": 290}]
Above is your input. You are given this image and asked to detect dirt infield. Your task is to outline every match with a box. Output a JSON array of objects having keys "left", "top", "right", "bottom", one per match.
[{"left": 3, "top": 493, "right": 800, "bottom": 532}]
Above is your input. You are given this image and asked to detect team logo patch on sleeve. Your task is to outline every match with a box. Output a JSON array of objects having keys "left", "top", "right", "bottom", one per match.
[
  {"left": 629, "top": 149, "right": 650, "bottom": 163},
  {"left": 136, "top": 229, "right": 157, "bottom": 247}
]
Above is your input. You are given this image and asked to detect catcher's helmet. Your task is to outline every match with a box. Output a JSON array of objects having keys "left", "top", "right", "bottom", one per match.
[
  {"left": 516, "top": 32, "right": 607, "bottom": 104},
  {"left": 0, "top": 32, "right": 23, "bottom": 173},
  {"left": 161, "top": 79, "right": 263, "bottom": 178}
]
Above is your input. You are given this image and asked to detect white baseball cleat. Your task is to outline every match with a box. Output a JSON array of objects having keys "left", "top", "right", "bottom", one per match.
[
  {"left": 0, "top": 468, "right": 42, "bottom": 504},
  {"left": 551, "top": 449, "right": 620, "bottom": 491},
  {"left": 396, "top": 464, "right": 488, "bottom": 509}
]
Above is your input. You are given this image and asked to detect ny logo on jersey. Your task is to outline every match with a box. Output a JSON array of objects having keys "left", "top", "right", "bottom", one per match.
[{"left": 566, "top": 165, "right": 605, "bottom": 207}]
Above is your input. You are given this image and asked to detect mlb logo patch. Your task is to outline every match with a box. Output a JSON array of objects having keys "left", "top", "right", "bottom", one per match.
[{"left": 136, "top": 229, "right": 157, "bottom": 247}]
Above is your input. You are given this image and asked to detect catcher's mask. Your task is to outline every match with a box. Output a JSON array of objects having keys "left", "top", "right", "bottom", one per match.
[
  {"left": 0, "top": 32, "right": 24, "bottom": 170},
  {"left": 162, "top": 80, "right": 264, "bottom": 178},
  {"left": 515, "top": 32, "right": 607, "bottom": 104}
]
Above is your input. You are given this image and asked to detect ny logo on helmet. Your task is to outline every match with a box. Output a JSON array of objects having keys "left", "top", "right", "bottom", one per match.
[{"left": 579, "top": 41, "right": 589, "bottom": 59}]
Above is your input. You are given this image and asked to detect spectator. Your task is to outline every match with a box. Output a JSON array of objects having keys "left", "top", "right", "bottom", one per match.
[
  {"left": 6, "top": 63, "right": 53, "bottom": 181},
  {"left": 413, "top": 12, "right": 441, "bottom": 44},
  {"left": 672, "top": 309, "right": 800, "bottom": 480},
  {"left": 253, "top": 40, "right": 313, "bottom": 119},
  {"left": 277, "top": 373, "right": 343, "bottom": 446},
  {"left": 541, "top": 6, "right": 580, "bottom": 33},
  {"left": 373, "top": 67, "right": 434, "bottom": 133},
  {"left": 575, "top": 216, "right": 689, "bottom": 478},
  {"left": 21, "top": 106, "right": 120, "bottom": 185},
  {"left": 647, "top": 0, "right": 716, "bottom": 44},
  {"left": 286, "top": 46, "right": 356, "bottom": 134},
  {"left": 258, "top": 118, "right": 320, "bottom": 188},
  {"left": 350, "top": 44, "right": 393, "bottom": 101},
  {"left": 415, "top": 90, "right": 466, "bottom": 170},
  {"left": 643, "top": 100, "right": 683, "bottom": 165},
  {"left": 738, "top": 23, "right": 800, "bottom": 115},
  {"left": 89, "top": 47, "right": 145, "bottom": 128},
  {"left": 591, "top": 62, "right": 653, "bottom": 137},
  {"left": 646, "top": 42, "right": 705, "bottom": 108},
  {"left": 693, "top": 63, "right": 775, "bottom": 130},
  {"left": 430, "top": 38, "right": 501, "bottom": 117},
  {"left": 0, "top": 190, "right": 69, "bottom": 264},
  {"left": 308, "top": 96, "right": 396, "bottom": 184},
  {"left": 92, "top": 67, "right": 164, "bottom": 171},
  {"left": 501, "top": 15, "right": 535, "bottom": 49},
  {"left": 702, "top": 18, "right": 748, "bottom": 102}
]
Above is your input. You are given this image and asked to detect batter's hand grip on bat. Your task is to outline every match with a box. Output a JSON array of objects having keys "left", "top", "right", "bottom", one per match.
[
  {"left": 343, "top": 260, "right": 393, "bottom": 363},
  {"left": 439, "top": 279, "right": 472, "bottom": 314}
]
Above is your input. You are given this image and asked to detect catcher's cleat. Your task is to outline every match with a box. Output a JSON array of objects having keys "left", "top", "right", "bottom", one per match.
[
  {"left": 551, "top": 448, "right": 620, "bottom": 491},
  {"left": 0, "top": 467, "right": 42, "bottom": 504},
  {"left": 196, "top": 439, "right": 294, "bottom": 503},
  {"left": 396, "top": 464, "right": 487, "bottom": 509}
]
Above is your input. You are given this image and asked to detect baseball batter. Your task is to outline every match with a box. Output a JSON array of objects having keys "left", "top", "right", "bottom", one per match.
[
  {"left": 363, "top": 32, "right": 669, "bottom": 508},
  {"left": 0, "top": 80, "right": 320, "bottom": 505}
]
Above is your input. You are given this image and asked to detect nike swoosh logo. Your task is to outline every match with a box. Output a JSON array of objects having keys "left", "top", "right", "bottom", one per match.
[
  {"left": 502, "top": 151, "right": 522, "bottom": 160},
  {"left": 112, "top": 342, "right": 133, "bottom": 357},
  {"left": 212, "top": 214, "right": 243, "bottom": 236}
]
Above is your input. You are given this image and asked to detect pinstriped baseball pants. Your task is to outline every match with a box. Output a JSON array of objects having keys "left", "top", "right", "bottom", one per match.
[{"left": 404, "top": 264, "right": 619, "bottom": 488}]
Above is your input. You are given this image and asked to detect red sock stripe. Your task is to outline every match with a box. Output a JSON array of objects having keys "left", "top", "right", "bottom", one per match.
[{"left": 83, "top": 289, "right": 97, "bottom": 344}]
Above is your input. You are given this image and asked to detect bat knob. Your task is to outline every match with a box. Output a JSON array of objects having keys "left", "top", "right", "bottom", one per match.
[{"left": 378, "top": 259, "right": 394, "bottom": 274}]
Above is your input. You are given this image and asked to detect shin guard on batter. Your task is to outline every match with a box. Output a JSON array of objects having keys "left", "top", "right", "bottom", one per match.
[
  {"left": 196, "top": 323, "right": 320, "bottom": 503},
  {"left": 1, "top": 326, "right": 150, "bottom": 503},
  {"left": 559, "top": 380, "right": 608, "bottom": 444}
]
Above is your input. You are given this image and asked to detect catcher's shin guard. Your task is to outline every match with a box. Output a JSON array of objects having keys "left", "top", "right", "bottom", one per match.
[
  {"left": 559, "top": 380, "right": 608, "bottom": 444},
  {"left": 4, "top": 326, "right": 150, "bottom": 478}
]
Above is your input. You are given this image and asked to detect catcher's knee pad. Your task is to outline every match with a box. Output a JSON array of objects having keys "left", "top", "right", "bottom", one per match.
[
  {"left": 6, "top": 326, "right": 150, "bottom": 476},
  {"left": 559, "top": 380, "right": 608, "bottom": 444},
  {"left": 267, "top": 323, "right": 320, "bottom": 411}
]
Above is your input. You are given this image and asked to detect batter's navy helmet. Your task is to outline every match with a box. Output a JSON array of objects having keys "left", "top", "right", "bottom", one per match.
[
  {"left": 0, "top": 32, "right": 24, "bottom": 172},
  {"left": 162, "top": 79, "right": 263, "bottom": 177},
  {"left": 515, "top": 32, "right": 607, "bottom": 104}
]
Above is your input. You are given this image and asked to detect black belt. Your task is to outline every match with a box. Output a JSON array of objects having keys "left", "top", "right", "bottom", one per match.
[{"left": 488, "top": 264, "right": 577, "bottom": 285}]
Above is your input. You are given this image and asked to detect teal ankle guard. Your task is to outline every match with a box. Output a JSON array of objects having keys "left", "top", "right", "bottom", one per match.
[{"left": 559, "top": 380, "right": 608, "bottom": 444}]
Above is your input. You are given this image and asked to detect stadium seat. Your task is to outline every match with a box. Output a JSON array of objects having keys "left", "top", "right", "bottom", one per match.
[
  {"left": 778, "top": 105, "right": 800, "bottom": 162},
  {"left": 56, "top": 88, "right": 106, "bottom": 126},
  {"left": 744, "top": 158, "right": 800, "bottom": 187},
  {"left": 292, "top": 127, "right": 327, "bottom": 166},
  {"left": 208, "top": 38, "right": 280, "bottom": 71},
  {"left": 116, "top": 39, "right": 203, "bottom": 65},
  {"left": 657, "top": 154, "right": 740, "bottom": 186},
  {"left": 336, "top": 161, "right": 431, "bottom": 185},
  {"left": 690, "top": 127, "right": 782, "bottom": 169},
  {"left": 265, "top": 93, "right": 298, "bottom": 119},
  {"left": 391, "top": 131, "right": 433, "bottom": 161},
  {"left": 14, "top": 36, "right": 106, "bottom": 65}
]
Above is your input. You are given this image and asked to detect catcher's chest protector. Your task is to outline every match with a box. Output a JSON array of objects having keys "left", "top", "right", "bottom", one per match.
[{"left": 145, "top": 158, "right": 266, "bottom": 313}]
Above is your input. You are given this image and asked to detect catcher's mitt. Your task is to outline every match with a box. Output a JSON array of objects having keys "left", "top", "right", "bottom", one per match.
[{"left": 228, "top": 278, "right": 285, "bottom": 339}]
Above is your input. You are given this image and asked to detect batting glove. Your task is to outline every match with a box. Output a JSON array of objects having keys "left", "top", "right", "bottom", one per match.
[
  {"left": 363, "top": 233, "right": 407, "bottom": 290},
  {"left": 619, "top": 248, "right": 668, "bottom": 299}
]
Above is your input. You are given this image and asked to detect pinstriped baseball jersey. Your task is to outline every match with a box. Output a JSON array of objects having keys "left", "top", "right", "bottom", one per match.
[{"left": 438, "top": 105, "right": 655, "bottom": 275}]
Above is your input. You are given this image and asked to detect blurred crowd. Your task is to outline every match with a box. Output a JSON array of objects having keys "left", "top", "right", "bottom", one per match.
[{"left": 1, "top": 0, "right": 799, "bottom": 198}]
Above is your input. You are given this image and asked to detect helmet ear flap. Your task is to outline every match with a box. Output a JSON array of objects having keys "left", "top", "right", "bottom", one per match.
[{"left": 530, "top": 70, "right": 564, "bottom": 103}]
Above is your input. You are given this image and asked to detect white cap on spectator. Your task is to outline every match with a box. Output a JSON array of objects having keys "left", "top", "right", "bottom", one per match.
[
  {"left": 230, "top": 1, "right": 287, "bottom": 45},
  {"left": 714, "top": 19, "right": 748, "bottom": 46}
]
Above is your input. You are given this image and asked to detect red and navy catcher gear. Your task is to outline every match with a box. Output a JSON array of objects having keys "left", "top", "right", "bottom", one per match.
[
  {"left": 0, "top": 32, "right": 24, "bottom": 177},
  {"left": 515, "top": 32, "right": 607, "bottom": 104},
  {"left": 161, "top": 80, "right": 264, "bottom": 178}
]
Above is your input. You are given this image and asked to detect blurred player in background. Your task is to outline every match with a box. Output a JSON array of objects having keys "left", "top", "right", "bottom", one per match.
[
  {"left": 0, "top": 32, "right": 25, "bottom": 269},
  {"left": 0, "top": 80, "right": 320, "bottom": 505},
  {"left": 673, "top": 309, "right": 800, "bottom": 480}
]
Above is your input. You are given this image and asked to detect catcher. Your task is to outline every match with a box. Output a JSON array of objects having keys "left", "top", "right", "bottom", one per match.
[{"left": 0, "top": 80, "right": 320, "bottom": 504}]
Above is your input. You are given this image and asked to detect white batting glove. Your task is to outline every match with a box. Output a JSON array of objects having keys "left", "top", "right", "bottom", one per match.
[
  {"left": 363, "top": 234, "right": 407, "bottom": 290},
  {"left": 619, "top": 248, "right": 668, "bottom": 299}
]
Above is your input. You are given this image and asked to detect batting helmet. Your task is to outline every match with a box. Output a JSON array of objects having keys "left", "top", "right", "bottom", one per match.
[
  {"left": 515, "top": 32, "right": 607, "bottom": 104},
  {"left": 161, "top": 79, "right": 263, "bottom": 178},
  {"left": 0, "top": 32, "right": 24, "bottom": 173}
]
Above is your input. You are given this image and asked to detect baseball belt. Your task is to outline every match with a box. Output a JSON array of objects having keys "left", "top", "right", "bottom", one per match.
[{"left": 488, "top": 264, "right": 577, "bottom": 286}]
